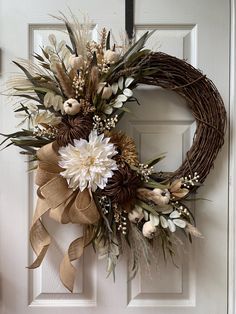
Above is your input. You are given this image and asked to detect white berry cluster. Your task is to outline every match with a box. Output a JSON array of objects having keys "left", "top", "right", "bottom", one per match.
[
  {"left": 72, "top": 72, "right": 85, "bottom": 98},
  {"left": 93, "top": 115, "right": 118, "bottom": 133},
  {"left": 33, "top": 125, "right": 58, "bottom": 139},
  {"left": 137, "top": 163, "right": 154, "bottom": 182},
  {"left": 182, "top": 172, "right": 200, "bottom": 188}
]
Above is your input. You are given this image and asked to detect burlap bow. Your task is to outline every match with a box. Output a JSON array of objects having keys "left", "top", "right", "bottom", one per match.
[{"left": 28, "top": 142, "right": 100, "bottom": 292}]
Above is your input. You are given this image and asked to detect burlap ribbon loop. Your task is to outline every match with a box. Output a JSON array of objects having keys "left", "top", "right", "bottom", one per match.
[
  {"left": 29, "top": 141, "right": 100, "bottom": 292},
  {"left": 69, "top": 189, "right": 100, "bottom": 224}
]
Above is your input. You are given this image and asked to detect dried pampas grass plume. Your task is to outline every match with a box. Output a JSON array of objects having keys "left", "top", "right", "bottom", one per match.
[
  {"left": 51, "top": 10, "right": 93, "bottom": 60},
  {"left": 55, "top": 63, "right": 75, "bottom": 98},
  {"left": 185, "top": 223, "right": 203, "bottom": 238}
]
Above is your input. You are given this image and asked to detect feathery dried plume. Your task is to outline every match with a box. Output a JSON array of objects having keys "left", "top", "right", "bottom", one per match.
[
  {"left": 52, "top": 11, "right": 93, "bottom": 60},
  {"left": 86, "top": 65, "right": 99, "bottom": 99},
  {"left": 137, "top": 188, "right": 153, "bottom": 201},
  {"left": 119, "top": 30, "right": 134, "bottom": 54},
  {"left": 100, "top": 27, "right": 107, "bottom": 50},
  {"left": 128, "top": 223, "right": 157, "bottom": 279},
  {"left": 185, "top": 223, "right": 203, "bottom": 238},
  {"left": 55, "top": 63, "right": 75, "bottom": 98}
]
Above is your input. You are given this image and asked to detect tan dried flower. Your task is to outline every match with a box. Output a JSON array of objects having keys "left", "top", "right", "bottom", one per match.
[
  {"left": 169, "top": 179, "right": 189, "bottom": 199},
  {"left": 108, "top": 131, "right": 139, "bottom": 166}
]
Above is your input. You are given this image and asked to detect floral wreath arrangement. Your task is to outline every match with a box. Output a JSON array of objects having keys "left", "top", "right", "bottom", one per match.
[{"left": 1, "top": 14, "right": 226, "bottom": 292}]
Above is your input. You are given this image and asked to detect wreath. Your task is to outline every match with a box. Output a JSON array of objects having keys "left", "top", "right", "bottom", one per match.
[{"left": 1, "top": 14, "right": 226, "bottom": 292}]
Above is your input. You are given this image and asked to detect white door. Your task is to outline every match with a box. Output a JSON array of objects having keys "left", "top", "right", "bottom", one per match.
[{"left": 0, "top": 1, "right": 230, "bottom": 314}]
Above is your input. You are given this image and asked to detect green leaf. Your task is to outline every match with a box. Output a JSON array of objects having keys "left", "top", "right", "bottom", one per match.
[
  {"left": 136, "top": 200, "right": 158, "bottom": 216},
  {"left": 146, "top": 154, "right": 166, "bottom": 167},
  {"left": 66, "top": 44, "right": 74, "bottom": 54},
  {"left": 118, "top": 106, "right": 131, "bottom": 113},
  {"left": 33, "top": 53, "right": 44, "bottom": 62},
  {"left": 1, "top": 142, "right": 15, "bottom": 151},
  {"left": 122, "top": 30, "right": 155, "bottom": 62},
  {"left": 91, "top": 51, "right": 97, "bottom": 66},
  {"left": 15, "top": 86, "right": 51, "bottom": 93},
  {"left": 106, "top": 31, "right": 111, "bottom": 50},
  {"left": 143, "top": 179, "right": 168, "bottom": 190},
  {"left": 13, "top": 61, "right": 34, "bottom": 81},
  {"left": 65, "top": 22, "right": 77, "bottom": 55},
  {"left": 11, "top": 93, "right": 43, "bottom": 104},
  {"left": 14, "top": 103, "right": 30, "bottom": 114},
  {"left": 41, "top": 47, "right": 49, "bottom": 59},
  {"left": 125, "top": 49, "right": 150, "bottom": 67}
]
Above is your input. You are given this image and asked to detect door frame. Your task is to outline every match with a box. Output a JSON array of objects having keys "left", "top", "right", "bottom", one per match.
[{"left": 228, "top": 0, "right": 236, "bottom": 313}]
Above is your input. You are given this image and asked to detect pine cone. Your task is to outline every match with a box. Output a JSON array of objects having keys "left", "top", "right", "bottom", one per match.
[{"left": 56, "top": 114, "right": 93, "bottom": 146}]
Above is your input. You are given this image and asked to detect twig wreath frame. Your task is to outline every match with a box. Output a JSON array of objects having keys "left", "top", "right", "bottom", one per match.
[
  {"left": 1, "top": 14, "right": 226, "bottom": 292},
  {"left": 138, "top": 52, "right": 226, "bottom": 184}
]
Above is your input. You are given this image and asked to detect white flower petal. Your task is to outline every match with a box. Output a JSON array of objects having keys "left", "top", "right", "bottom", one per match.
[
  {"left": 118, "top": 76, "right": 124, "bottom": 90},
  {"left": 125, "top": 77, "right": 134, "bottom": 87},
  {"left": 168, "top": 219, "right": 176, "bottom": 232},
  {"left": 169, "top": 210, "right": 181, "bottom": 219},
  {"left": 123, "top": 88, "right": 133, "bottom": 97},
  {"left": 150, "top": 214, "right": 160, "bottom": 227},
  {"left": 112, "top": 82, "right": 118, "bottom": 94},
  {"left": 58, "top": 130, "right": 117, "bottom": 191},
  {"left": 116, "top": 94, "right": 127, "bottom": 102},
  {"left": 173, "top": 219, "right": 187, "bottom": 228},
  {"left": 104, "top": 106, "right": 113, "bottom": 115},
  {"left": 160, "top": 216, "right": 168, "bottom": 228},
  {"left": 113, "top": 101, "right": 123, "bottom": 108}
]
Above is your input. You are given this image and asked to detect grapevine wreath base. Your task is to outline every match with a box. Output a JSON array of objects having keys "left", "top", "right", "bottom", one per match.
[{"left": 1, "top": 14, "right": 226, "bottom": 292}]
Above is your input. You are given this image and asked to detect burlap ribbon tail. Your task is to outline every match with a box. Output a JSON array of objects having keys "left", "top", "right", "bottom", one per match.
[{"left": 28, "top": 142, "right": 100, "bottom": 292}]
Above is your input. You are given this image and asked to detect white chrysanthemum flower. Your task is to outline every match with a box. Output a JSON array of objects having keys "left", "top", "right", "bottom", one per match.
[{"left": 58, "top": 130, "right": 118, "bottom": 192}]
